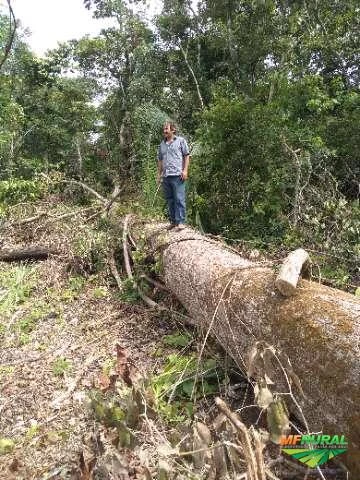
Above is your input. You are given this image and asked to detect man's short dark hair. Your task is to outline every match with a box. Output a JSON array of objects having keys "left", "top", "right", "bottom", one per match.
[{"left": 164, "top": 121, "right": 177, "bottom": 133}]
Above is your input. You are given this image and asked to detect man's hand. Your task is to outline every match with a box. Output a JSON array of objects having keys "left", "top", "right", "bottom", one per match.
[
  {"left": 157, "top": 173, "right": 163, "bottom": 185},
  {"left": 181, "top": 169, "right": 188, "bottom": 181}
]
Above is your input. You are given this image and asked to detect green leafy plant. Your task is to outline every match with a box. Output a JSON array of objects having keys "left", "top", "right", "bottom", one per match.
[
  {"left": 52, "top": 357, "right": 72, "bottom": 376},
  {"left": 0, "top": 178, "right": 47, "bottom": 207},
  {"left": 0, "top": 265, "right": 37, "bottom": 316},
  {"left": 163, "top": 332, "right": 192, "bottom": 348},
  {"left": 0, "top": 438, "right": 15, "bottom": 455},
  {"left": 150, "top": 354, "right": 222, "bottom": 423},
  {"left": 0, "top": 366, "right": 14, "bottom": 382},
  {"left": 25, "top": 423, "right": 40, "bottom": 440},
  {"left": 119, "top": 278, "right": 141, "bottom": 304},
  {"left": 59, "top": 275, "right": 87, "bottom": 301},
  {"left": 93, "top": 286, "right": 108, "bottom": 299}
]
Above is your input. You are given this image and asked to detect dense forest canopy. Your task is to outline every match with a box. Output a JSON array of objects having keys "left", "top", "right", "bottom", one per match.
[{"left": 0, "top": 0, "right": 359, "bottom": 284}]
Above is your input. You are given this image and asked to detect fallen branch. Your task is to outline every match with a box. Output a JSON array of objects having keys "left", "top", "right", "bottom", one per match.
[
  {"left": 108, "top": 248, "right": 123, "bottom": 292},
  {"left": 11, "top": 212, "right": 48, "bottom": 226},
  {"left": 215, "top": 397, "right": 265, "bottom": 480},
  {"left": 104, "top": 184, "right": 123, "bottom": 215},
  {"left": 61, "top": 179, "right": 107, "bottom": 204},
  {"left": 46, "top": 206, "right": 97, "bottom": 223},
  {"left": 122, "top": 214, "right": 157, "bottom": 308},
  {"left": 0, "top": 246, "right": 58, "bottom": 262},
  {"left": 139, "top": 273, "right": 170, "bottom": 293},
  {"left": 6, "top": 206, "right": 98, "bottom": 229},
  {"left": 142, "top": 222, "right": 360, "bottom": 474},
  {"left": 39, "top": 173, "right": 107, "bottom": 204}
]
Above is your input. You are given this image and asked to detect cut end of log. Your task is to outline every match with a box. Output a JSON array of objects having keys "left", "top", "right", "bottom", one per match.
[
  {"left": 275, "top": 248, "right": 310, "bottom": 297},
  {"left": 275, "top": 278, "right": 297, "bottom": 297}
]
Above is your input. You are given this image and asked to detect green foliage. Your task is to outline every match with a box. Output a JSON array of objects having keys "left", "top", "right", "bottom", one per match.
[
  {"left": 93, "top": 286, "right": 108, "bottom": 298},
  {"left": 18, "top": 333, "right": 30, "bottom": 345},
  {"left": 25, "top": 423, "right": 40, "bottom": 440},
  {"left": 0, "top": 265, "right": 37, "bottom": 316},
  {"left": 119, "top": 278, "right": 141, "bottom": 304},
  {"left": 191, "top": 96, "right": 289, "bottom": 241},
  {"left": 150, "top": 354, "right": 222, "bottom": 423},
  {"left": 0, "top": 438, "right": 15, "bottom": 455},
  {"left": 54, "top": 276, "right": 87, "bottom": 302},
  {"left": 52, "top": 357, "right": 72, "bottom": 377},
  {"left": 17, "top": 304, "right": 50, "bottom": 338},
  {"left": 91, "top": 391, "right": 126, "bottom": 428},
  {"left": 72, "top": 224, "right": 109, "bottom": 273},
  {"left": 0, "top": 178, "right": 47, "bottom": 207},
  {"left": 0, "top": 366, "right": 14, "bottom": 382},
  {"left": 163, "top": 332, "right": 192, "bottom": 348},
  {"left": 131, "top": 104, "right": 169, "bottom": 213}
]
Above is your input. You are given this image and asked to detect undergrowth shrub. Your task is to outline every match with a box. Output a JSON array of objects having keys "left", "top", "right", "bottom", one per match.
[
  {"left": 0, "top": 265, "right": 38, "bottom": 317},
  {"left": 150, "top": 353, "right": 223, "bottom": 423},
  {"left": 72, "top": 223, "right": 109, "bottom": 274},
  {"left": 0, "top": 178, "right": 48, "bottom": 209}
]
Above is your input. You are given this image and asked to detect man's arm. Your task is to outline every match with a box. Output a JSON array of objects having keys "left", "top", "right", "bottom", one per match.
[
  {"left": 157, "top": 160, "right": 163, "bottom": 184},
  {"left": 181, "top": 155, "right": 190, "bottom": 180},
  {"left": 180, "top": 137, "right": 190, "bottom": 180}
]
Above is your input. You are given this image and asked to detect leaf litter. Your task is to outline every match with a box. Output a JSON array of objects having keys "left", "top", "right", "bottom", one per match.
[{"left": 0, "top": 202, "right": 180, "bottom": 479}]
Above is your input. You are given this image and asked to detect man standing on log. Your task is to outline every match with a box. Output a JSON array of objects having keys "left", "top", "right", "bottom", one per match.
[{"left": 157, "top": 121, "right": 190, "bottom": 231}]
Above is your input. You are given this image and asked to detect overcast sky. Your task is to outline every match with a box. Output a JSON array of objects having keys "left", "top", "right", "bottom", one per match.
[{"left": 1, "top": 0, "right": 161, "bottom": 57}]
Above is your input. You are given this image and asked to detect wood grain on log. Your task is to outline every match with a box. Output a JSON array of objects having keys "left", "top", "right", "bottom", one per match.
[{"left": 143, "top": 224, "right": 360, "bottom": 475}]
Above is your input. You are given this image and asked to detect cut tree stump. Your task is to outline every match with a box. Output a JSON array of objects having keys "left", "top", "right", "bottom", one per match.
[{"left": 141, "top": 223, "right": 360, "bottom": 475}]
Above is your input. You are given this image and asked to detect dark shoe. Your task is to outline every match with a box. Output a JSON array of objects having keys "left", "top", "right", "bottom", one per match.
[
  {"left": 167, "top": 223, "right": 176, "bottom": 230},
  {"left": 175, "top": 224, "right": 186, "bottom": 231}
]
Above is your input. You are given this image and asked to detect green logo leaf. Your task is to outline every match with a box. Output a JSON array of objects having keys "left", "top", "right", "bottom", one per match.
[{"left": 282, "top": 448, "right": 347, "bottom": 468}]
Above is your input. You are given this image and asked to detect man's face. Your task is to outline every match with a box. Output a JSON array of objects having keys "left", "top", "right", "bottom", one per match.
[{"left": 163, "top": 123, "right": 174, "bottom": 138}]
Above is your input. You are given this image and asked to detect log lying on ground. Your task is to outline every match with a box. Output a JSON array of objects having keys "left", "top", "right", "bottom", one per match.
[
  {"left": 142, "top": 224, "right": 360, "bottom": 475},
  {"left": 0, "top": 246, "right": 58, "bottom": 262}
]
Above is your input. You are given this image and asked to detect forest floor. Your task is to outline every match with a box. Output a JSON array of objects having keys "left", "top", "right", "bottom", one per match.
[
  {"left": 0, "top": 198, "right": 192, "bottom": 479},
  {"left": 0, "top": 197, "right": 351, "bottom": 480}
]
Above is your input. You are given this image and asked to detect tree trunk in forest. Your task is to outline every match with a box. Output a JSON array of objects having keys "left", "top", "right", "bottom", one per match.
[{"left": 142, "top": 223, "right": 360, "bottom": 475}]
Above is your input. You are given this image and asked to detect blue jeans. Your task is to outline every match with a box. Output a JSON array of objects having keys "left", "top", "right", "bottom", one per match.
[{"left": 162, "top": 175, "right": 186, "bottom": 225}]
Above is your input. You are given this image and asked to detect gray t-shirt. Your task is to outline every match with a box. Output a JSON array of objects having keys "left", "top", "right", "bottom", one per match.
[{"left": 157, "top": 136, "right": 190, "bottom": 177}]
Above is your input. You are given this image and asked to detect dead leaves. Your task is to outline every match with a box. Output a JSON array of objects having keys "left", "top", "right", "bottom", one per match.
[
  {"left": 246, "top": 340, "right": 305, "bottom": 400},
  {"left": 246, "top": 341, "right": 297, "bottom": 445},
  {"left": 115, "top": 343, "right": 133, "bottom": 387},
  {"left": 95, "top": 343, "right": 140, "bottom": 393},
  {"left": 79, "top": 444, "right": 96, "bottom": 480}
]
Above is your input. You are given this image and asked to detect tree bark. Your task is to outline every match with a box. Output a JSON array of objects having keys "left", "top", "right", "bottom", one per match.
[
  {"left": 143, "top": 224, "right": 360, "bottom": 475},
  {"left": 0, "top": 247, "right": 58, "bottom": 262}
]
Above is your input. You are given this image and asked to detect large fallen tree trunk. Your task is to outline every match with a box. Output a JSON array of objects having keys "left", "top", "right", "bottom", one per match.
[{"left": 143, "top": 223, "right": 360, "bottom": 475}]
